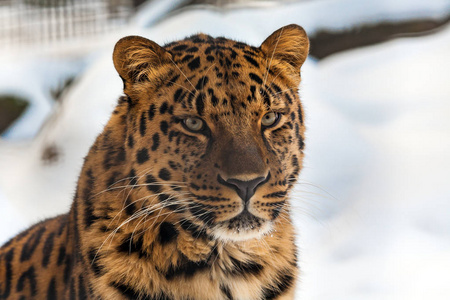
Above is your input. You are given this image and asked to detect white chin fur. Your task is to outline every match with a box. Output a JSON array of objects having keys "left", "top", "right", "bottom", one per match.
[{"left": 212, "top": 221, "right": 273, "bottom": 242}]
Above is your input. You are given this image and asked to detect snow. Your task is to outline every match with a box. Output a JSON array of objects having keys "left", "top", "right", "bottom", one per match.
[
  {"left": 293, "top": 25, "right": 450, "bottom": 299},
  {"left": 0, "top": 57, "right": 86, "bottom": 140},
  {"left": 1, "top": 0, "right": 450, "bottom": 298},
  {"left": 0, "top": 54, "right": 122, "bottom": 223},
  {"left": 0, "top": 189, "right": 27, "bottom": 245}
]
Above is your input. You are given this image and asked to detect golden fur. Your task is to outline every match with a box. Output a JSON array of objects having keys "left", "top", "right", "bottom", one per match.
[{"left": 0, "top": 24, "right": 309, "bottom": 299}]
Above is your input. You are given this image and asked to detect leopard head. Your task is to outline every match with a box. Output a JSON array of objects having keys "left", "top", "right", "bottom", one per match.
[{"left": 112, "top": 24, "right": 309, "bottom": 242}]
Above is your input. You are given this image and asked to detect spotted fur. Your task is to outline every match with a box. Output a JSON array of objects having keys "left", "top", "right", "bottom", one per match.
[{"left": 0, "top": 24, "right": 309, "bottom": 299}]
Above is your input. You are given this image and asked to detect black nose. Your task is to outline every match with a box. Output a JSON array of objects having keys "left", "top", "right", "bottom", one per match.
[{"left": 218, "top": 173, "right": 270, "bottom": 203}]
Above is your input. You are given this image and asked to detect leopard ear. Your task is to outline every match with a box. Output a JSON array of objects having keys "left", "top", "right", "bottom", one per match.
[
  {"left": 113, "top": 36, "right": 172, "bottom": 89},
  {"left": 260, "top": 24, "right": 309, "bottom": 74}
]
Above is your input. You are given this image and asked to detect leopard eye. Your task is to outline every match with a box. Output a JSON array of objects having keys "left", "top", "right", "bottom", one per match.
[
  {"left": 183, "top": 117, "right": 204, "bottom": 132},
  {"left": 261, "top": 112, "right": 280, "bottom": 128}
]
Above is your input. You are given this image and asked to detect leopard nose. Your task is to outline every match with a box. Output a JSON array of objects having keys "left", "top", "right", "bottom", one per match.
[{"left": 218, "top": 173, "right": 271, "bottom": 203}]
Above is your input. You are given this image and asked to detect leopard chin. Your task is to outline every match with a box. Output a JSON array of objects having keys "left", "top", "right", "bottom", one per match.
[{"left": 211, "top": 211, "right": 274, "bottom": 242}]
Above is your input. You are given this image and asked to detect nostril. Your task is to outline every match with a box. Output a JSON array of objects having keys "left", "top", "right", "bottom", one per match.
[{"left": 217, "top": 172, "right": 271, "bottom": 203}]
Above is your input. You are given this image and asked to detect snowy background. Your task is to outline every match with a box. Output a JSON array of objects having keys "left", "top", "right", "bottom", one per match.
[{"left": 1, "top": 0, "right": 449, "bottom": 299}]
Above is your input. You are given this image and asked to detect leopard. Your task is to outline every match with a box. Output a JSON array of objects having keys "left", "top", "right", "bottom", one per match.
[{"left": 0, "top": 24, "right": 309, "bottom": 300}]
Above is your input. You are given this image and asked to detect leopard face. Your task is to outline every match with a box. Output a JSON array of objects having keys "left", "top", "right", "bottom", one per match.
[{"left": 113, "top": 25, "right": 308, "bottom": 243}]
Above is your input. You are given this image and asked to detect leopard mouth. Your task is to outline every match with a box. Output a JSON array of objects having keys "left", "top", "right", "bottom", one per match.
[
  {"left": 226, "top": 210, "right": 263, "bottom": 231},
  {"left": 211, "top": 210, "right": 273, "bottom": 242}
]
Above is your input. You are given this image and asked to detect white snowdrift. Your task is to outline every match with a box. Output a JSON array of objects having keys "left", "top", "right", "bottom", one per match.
[{"left": 294, "top": 25, "right": 450, "bottom": 300}]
